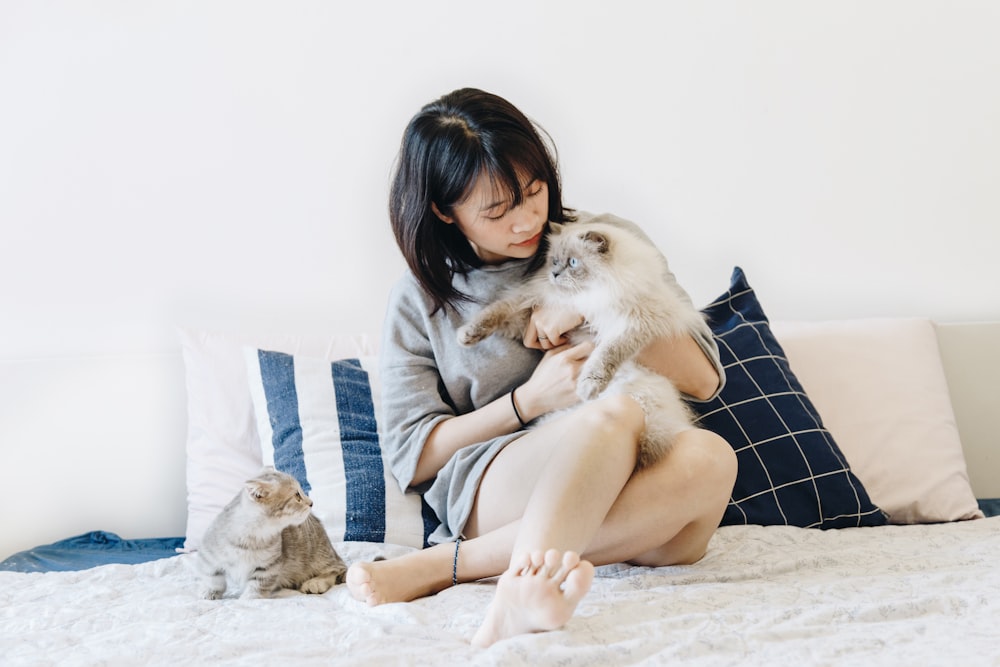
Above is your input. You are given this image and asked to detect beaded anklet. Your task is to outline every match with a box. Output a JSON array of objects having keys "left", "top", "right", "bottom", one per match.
[{"left": 452, "top": 537, "right": 463, "bottom": 586}]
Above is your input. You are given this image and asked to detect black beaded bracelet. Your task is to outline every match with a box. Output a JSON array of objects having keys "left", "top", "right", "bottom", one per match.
[{"left": 510, "top": 389, "right": 527, "bottom": 428}]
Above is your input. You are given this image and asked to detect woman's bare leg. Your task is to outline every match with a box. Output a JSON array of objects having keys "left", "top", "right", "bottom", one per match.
[
  {"left": 346, "top": 524, "right": 517, "bottom": 606},
  {"left": 466, "top": 396, "right": 644, "bottom": 647},
  {"left": 466, "top": 410, "right": 736, "bottom": 567},
  {"left": 347, "top": 397, "right": 736, "bottom": 645}
]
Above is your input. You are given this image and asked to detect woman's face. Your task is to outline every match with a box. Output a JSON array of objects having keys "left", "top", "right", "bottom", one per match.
[{"left": 434, "top": 173, "right": 549, "bottom": 264}]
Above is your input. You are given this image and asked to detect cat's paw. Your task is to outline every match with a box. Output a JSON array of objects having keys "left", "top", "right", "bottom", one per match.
[
  {"left": 577, "top": 373, "right": 608, "bottom": 401},
  {"left": 202, "top": 587, "right": 224, "bottom": 600},
  {"left": 238, "top": 582, "right": 273, "bottom": 600},
  {"left": 457, "top": 324, "right": 487, "bottom": 346},
  {"left": 299, "top": 576, "right": 336, "bottom": 595}
]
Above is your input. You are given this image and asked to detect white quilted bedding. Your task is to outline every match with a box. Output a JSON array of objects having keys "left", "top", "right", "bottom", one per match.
[{"left": 3, "top": 519, "right": 999, "bottom": 666}]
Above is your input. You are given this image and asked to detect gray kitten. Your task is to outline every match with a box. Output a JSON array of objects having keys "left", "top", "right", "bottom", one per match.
[
  {"left": 197, "top": 467, "right": 347, "bottom": 599},
  {"left": 458, "top": 221, "right": 706, "bottom": 469}
]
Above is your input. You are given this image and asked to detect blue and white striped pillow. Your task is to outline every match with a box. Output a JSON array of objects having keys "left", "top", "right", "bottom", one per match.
[{"left": 245, "top": 350, "right": 437, "bottom": 548}]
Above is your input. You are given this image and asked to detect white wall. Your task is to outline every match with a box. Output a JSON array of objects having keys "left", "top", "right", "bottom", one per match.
[{"left": 1, "top": 1, "right": 998, "bottom": 556}]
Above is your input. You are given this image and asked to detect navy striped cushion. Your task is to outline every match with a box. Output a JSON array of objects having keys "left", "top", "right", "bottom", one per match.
[
  {"left": 694, "top": 267, "right": 888, "bottom": 528},
  {"left": 246, "top": 351, "right": 436, "bottom": 547}
]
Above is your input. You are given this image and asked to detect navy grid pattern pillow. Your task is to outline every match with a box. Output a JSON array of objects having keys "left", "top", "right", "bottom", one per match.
[
  {"left": 693, "top": 267, "right": 887, "bottom": 529},
  {"left": 246, "top": 350, "right": 438, "bottom": 547}
]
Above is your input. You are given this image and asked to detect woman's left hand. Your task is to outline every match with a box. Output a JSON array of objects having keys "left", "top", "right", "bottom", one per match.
[{"left": 523, "top": 305, "right": 584, "bottom": 350}]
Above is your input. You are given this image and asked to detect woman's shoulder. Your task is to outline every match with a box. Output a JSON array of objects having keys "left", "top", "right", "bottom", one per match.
[{"left": 385, "top": 271, "right": 435, "bottom": 322}]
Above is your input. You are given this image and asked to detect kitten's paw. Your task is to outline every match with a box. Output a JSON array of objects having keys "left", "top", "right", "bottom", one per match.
[
  {"left": 202, "top": 588, "right": 224, "bottom": 600},
  {"left": 300, "top": 576, "right": 336, "bottom": 595},
  {"left": 238, "top": 583, "right": 272, "bottom": 600}
]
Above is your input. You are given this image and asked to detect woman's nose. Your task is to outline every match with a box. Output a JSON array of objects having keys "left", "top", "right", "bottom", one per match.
[
  {"left": 511, "top": 196, "right": 543, "bottom": 231},
  {"left": 509, "top": 207, "right": 533, "bottom": 232}
]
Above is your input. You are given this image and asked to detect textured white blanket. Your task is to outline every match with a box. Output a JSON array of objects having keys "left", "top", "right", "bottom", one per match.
[{"left": 3, "top": 519, "right": 999, "bottom": 666}]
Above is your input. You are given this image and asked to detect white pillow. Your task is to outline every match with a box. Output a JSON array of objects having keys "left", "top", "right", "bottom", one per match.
[
  {"left": 244, "top": 350, "right": 428, "bottom": 549},
  {"left": 770, "top": 318, "right": 983, "bottom": 524},
  {"left": 177, "top": 328, "right": 376, "bottom": 551}
]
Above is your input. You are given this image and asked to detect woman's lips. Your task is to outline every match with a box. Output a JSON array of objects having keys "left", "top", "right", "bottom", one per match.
[{"left": 513, "top": 231, "right": 542, "bottom": 247}]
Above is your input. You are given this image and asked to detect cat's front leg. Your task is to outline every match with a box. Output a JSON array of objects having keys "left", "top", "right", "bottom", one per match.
[
  {"left": 577, "top": 335, "right": 644, "bottom": 400},
  {"left": 200, "top": 571, "right": 227, "bottom": 600},
  {"left": 577, "top": 361, "right": 612, "bottom": 401},
  {"left": 457, "top": 299, "right": 529, "bottom": 346},
  {"left": 577, "top": 343, "right": 620, "bottom": 400},
  {"left": 240, "top": 571, "right": 279, "bottom": 599}
]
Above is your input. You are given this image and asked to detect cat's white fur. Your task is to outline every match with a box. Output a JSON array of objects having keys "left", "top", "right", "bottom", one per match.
[
  {"left": 458, "top": 221, "right": 706, "bottom": 468},
  {"left": 196, "top": 467, "right": 346, "bottom": 599}
]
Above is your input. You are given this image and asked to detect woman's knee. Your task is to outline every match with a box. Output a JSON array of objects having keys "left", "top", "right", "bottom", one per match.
[
  {"left": 667, "top": 429, "right": 738, "bottom": 501},
  {"left": 699, "top": 430, "right": 737, "bottom": 487},
  {"left": 633, "top": 432, "right": 736, "bottom": 567},
  {"left": 577, "top": 394, "right": 646, "bottom": 444}
]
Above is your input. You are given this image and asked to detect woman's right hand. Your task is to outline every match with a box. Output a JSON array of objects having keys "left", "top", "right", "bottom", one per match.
[
  {"left": 514, "top": 340, "right": 594, "bottom": 422},
  {"left": 523, "top": 306, "right": 585, "bottom": 351}
]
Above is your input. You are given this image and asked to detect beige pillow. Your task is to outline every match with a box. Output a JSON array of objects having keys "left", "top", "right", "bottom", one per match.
[{"left": 770, "top": 318, "right": 983, "bottom": 523}]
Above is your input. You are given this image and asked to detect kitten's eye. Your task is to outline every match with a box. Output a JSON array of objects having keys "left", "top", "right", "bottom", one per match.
[{"left": 568, "top": 257, "right": 579, "bottom": 268}]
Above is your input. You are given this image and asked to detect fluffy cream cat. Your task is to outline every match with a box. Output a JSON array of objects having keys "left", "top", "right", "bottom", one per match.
[{"left": 458, "top": 221, "right": 706, "bottom": 469}]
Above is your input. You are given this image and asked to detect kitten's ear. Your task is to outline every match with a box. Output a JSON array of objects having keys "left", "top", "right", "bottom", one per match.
[
  {"left": 548, "top": 222, "right": 563, "bottom": 235},
  {"left": 246, "top": 480, "right": 269, "bottom": 501},
  {"left": 581, "top": 230, "right": 610, "bottom": 254}
]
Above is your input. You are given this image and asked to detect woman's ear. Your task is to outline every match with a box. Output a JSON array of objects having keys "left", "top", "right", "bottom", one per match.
[{"left": 431, "top": 202, "right": 454, "bottom": 224}]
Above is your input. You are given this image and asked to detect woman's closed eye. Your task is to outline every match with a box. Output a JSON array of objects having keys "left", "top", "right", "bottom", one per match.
[{"left": 484, "top": 181, "right": 542, "bottom": 221}]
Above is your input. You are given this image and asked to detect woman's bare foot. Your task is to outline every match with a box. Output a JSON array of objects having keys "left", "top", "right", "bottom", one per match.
[
  {"left": 471, "top": 548, "right": 594, "bottom": 648},
  {"left": 347, "top": 549, "right": 451, "bottom": 606}
]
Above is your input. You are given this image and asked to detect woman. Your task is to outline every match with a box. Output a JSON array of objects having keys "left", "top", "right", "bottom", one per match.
[{"left": 347, "top": 87, "right": 737, "bottom": 648}]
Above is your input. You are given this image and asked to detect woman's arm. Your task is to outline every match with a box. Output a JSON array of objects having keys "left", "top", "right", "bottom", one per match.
[
  {"left": 411, "top": 393, "right": 522, "bottom": 486},
  {"left": 635, "top": 333, "right": 721, "bottom": 401},
  {"left": 413, "top": 341, "right": 594, "bottom": 485},
  {"left": 523, "top": 308, "right": 721, "bottom": 402}
]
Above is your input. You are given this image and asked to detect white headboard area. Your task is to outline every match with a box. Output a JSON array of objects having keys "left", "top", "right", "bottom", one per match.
[
  {"left": 1, "top": 3, "right": 998, "bottom": 559},
  {"left": 936, "top": 322, "right": 1000, "bottom": 499}
]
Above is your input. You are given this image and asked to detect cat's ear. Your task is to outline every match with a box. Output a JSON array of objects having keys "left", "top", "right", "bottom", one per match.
[
  {"left": 246, "top": 480, "right": 270, "bottom": 501},
  {"left": 581, "top": 230, "right": 610, "bottom": 254},
  {"left": 548, "top": 221, "right": 563, "bottom": 235}
]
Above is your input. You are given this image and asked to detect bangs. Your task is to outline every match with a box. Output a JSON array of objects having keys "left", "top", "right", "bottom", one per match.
[{"left": 458, "top": 143, "right": 550, "bottom": 210}]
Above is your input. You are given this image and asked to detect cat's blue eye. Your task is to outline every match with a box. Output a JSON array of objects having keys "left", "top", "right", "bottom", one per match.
[{"left": 569, "top": 257, "right": 579, "bottom": 268}]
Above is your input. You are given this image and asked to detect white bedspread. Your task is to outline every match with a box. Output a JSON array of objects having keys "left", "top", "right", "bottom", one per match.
[{"left": 3, "top": 519, "right": 999, "bottom": 666}]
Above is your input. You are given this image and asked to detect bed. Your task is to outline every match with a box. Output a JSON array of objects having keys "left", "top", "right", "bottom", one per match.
[{"left": 2, "top": 267, "right": 998, "bottom": 665}]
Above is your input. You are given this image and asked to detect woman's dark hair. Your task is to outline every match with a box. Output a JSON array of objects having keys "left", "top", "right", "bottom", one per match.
[{"left": 389, "top": 87, "right": 575, "bottom": 314}]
